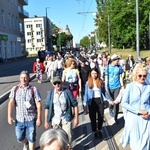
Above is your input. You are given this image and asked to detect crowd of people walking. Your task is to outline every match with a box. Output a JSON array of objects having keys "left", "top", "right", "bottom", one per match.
[{"left": 7, "top": 49, "right": 150, "bottom": 150}]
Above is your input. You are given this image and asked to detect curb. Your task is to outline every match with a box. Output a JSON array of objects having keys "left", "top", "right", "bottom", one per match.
[{"left": 0, "top": 74, "right": 36, "bottom": 105}]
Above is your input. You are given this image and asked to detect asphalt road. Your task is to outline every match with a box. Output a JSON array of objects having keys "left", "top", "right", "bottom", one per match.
[
  {"left": 0, "top": 57, "right": 131, "bottom": 150},
  {"left": 0, "top": 57, "right": 51, "bottom": 149}
]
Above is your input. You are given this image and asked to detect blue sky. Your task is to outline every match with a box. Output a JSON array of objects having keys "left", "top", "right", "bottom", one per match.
[{"left": 25, "top": 0, "right": 97, "bottom": 44}]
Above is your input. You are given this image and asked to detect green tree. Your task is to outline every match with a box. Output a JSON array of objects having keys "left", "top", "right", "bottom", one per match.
[
  {"left": 57, "top": 32, "right": 73, "bottom": 48},
  {"left": 51, "top": 23, "right": 59, "bottom": 46},
  {"left": 95, "top": 0, "right": 150, "bottom": 50},
  {"left": 80, "top": 36, "right": 90, "bottom": 48}
]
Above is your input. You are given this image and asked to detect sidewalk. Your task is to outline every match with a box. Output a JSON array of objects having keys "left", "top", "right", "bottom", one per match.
[{"left": 0, "top": 73, "right": 35, "bottom": 104}]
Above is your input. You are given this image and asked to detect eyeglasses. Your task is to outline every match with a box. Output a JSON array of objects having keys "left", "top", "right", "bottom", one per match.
[
  {"left": 138, "top": 74, "right": 147, "bottom": 78},
  {"left": 53, "top": 82, "right": 61, "bottom": 85}
]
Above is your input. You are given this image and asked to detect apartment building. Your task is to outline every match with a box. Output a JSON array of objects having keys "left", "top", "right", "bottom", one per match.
[
  {"left": 0, "top": 0, "right": 29, "bottom": 60},
  {"left": 24, "top": 16, "right": 52, "bottom": 55}
]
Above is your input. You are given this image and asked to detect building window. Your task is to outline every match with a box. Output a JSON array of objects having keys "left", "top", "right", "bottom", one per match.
[
  {"left": 27, "top": 24, "right": 33, "bottom": 29},
  {"left": 12, "top": 15, "right": 15, "bottom": 30},
  {"left": 8, "top": 13, "right": 11, "bottom": 29},
  {"left": 2, "top": 10, "right": 5, "bottom": 27},
  {"left": 15, "top": 0, "right": 17, "bottom": 6},
  {"left": 4, "top": 41, "right": 7, "bottom": 59},
  {"left": 27, "top": 39, "right": 32, "bottom": 43},
  {"left": 36, "top": 24, "right": 42, "bottom": 28},
  {"left": 14, "top": 42, "right": 16, "bottom": 56},
  {"left": 37, "top": 39, "right": 42, "bottom": 42},
  {"left": 36, "top": 31, "right": 41, "bottom": 35},
  {"left": 16, "top": 17, "right": 18, "bottom": 31},
  {"left": 13, "top": 16, "right": 15, "bottom": 30},
  {"left": 27, "top": 32, "right": 31, "bottom": 36}
]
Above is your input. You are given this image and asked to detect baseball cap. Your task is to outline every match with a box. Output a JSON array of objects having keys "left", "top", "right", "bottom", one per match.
[
  {"left": 111, "top": 54, "right": 120, "bottom": 61},
  {"left": 53, "top": 76, "right": 62, "bottom": 84},
  {"left": 80, "top": 57, "right": 86, "bottom": 62},
  {"left": 36, "top": 58, "right": 40, "bottom": 62}
]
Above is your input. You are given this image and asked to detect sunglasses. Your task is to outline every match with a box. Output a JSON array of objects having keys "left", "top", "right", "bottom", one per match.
[
  {"left": 138, "top": 75, "right": 147, "bottom": 78},
  {"left": 53, "top": 82, "right": 61, "bottom": 85}
]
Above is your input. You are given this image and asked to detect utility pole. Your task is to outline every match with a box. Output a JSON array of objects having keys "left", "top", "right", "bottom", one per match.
[
  {"left": 149, "top": 12, "right": 150, "bottom": 50},
  {"left": 136, "top": 0, "right": 140, "bottom": 59},
  {"left": 45, "top": 7, "right": 49, "bottom": 50},
  {"left": 108, "top": 15, "right": 111, "bottom": 54},
  {"left": 59, "top": 21, "right": 61, "bottom": 51}
]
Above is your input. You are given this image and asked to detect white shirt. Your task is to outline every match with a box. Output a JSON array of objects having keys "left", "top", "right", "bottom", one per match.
[{"left": 93, "top": 86, "right": 100, "bottom": 98}]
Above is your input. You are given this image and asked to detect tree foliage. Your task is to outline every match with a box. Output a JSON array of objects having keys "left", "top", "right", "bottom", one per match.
[
  {"left": 57, "top": 32, "right": 73, "bottom": 48},
  {"left": 51, "top": 23, "right": 59, "bottom": 46},
  {"left": 51, "top": 23, "right": 73, "bottom": 48},
  {"left": 95, "top": 0, "right": 150, "bottom": 49},
  {"left": 80, "top": 36, "right": 90, "bottom": 48}
]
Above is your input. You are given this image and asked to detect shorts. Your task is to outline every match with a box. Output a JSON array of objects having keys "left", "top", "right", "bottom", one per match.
[{"left": 15, "top": 119, "right": 36, "bottom": 143}]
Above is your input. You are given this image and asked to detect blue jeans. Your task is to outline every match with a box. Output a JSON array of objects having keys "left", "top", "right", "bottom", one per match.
[
  {"left": 15, "top": 119, "right": 36, "bottom": 143},
  {"left": 56, "top": 68, "right": 63, "bottom": 77}
]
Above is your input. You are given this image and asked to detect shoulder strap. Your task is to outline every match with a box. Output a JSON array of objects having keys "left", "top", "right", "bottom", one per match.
[
  {"left": 14, "top": 85, "right": 35, "bottom": 99},
  {"left": 14, "top": 85, "right": 19, "bottom": 105},
  {"left": 14, "top": 85, "right": 19, "bottom": 94},
  {"left": 30, "top": 86, "right": 34, "bottom": 96}
]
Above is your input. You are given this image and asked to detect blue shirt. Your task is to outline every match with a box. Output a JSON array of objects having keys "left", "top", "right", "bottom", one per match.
[{"left": 105, "top": 65, "right": 123, "bottom": 89}]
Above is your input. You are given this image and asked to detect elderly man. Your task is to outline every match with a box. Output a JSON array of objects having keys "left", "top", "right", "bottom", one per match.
[
  {"left": 8, "top": 70, "right": 42, "bottom": 150},
  {"left": 44, "top": 76, "right": 79, "bottom": 149},
  {"left": 105, "top": 54, "right": 124, "bottom": 124}
]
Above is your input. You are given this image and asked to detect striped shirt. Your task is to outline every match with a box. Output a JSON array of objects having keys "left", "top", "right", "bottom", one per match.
[{"left": 9, "top": 84, "right": 42, "bottom": 122}]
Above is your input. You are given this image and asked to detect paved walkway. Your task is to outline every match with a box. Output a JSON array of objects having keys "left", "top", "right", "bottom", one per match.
[{"left": 0, "top": 73, "right": 35, "bottom": 104}]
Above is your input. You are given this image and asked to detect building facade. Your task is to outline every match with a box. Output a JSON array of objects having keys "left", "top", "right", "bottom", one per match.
[
  {"left": 0, "top": 0, "right": 29, "bottom": 60},
  {"left": 24, "top": 16, "right": 52, "bottom": 55}
]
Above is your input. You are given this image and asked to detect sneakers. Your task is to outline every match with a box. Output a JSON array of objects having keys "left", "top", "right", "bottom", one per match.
[
  {"left": 94, "top": 131, "right": 103, "bottom": 139},
  {"left": 94, "top": 132, "right": 99, "bottom": 139},
  {"left": 38, "top": 80, "right": 42, "bottom": 83},
  {"left": 98, "top": 131, "right": 103, "bottom": 139},
  {"left": 83, "top": 105, "right": 88, "bottom": 115},
  {"left": 115, "top": 119, "right": 119, "bottom": 124},
  {"left": 23, "top": 142, "right": 29, "bottom": 150},
  {"left": 109, "top": 110, "right": 115, "bottom": 117}
]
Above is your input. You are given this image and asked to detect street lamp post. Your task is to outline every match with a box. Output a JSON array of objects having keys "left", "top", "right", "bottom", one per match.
[
  {"left": 45, "top": 7, "right": 49, "bottom": 50},
  {"left": 149, "top": 12, "right": 150, "bottom": 50},
  {"left": 88, "top": 34, "right": 91, "bottom": 49},
  {"left": 59, "top": 21, "right": 61, "bottom": 51},
  {"left": 108, "top": 15, "right": 111, "bottom": 54},
  {"left": 136, "top": 0, "right": 140, "bottom": 59}
]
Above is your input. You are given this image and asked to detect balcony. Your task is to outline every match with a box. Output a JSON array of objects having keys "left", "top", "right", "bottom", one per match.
[
  {"left": 18, "top": 6, "right": 29, "bottom": 18},
  {"left": 18, "top": 0, "right": 28, "bottom": 6}
]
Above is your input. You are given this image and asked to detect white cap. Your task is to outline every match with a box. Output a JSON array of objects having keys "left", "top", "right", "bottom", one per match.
[
  {"left": 111, "top": 54, "right": 120, "bottom": 61},
  {"left": 36, "top": 58, "right": 40, "bottom": 62}
]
